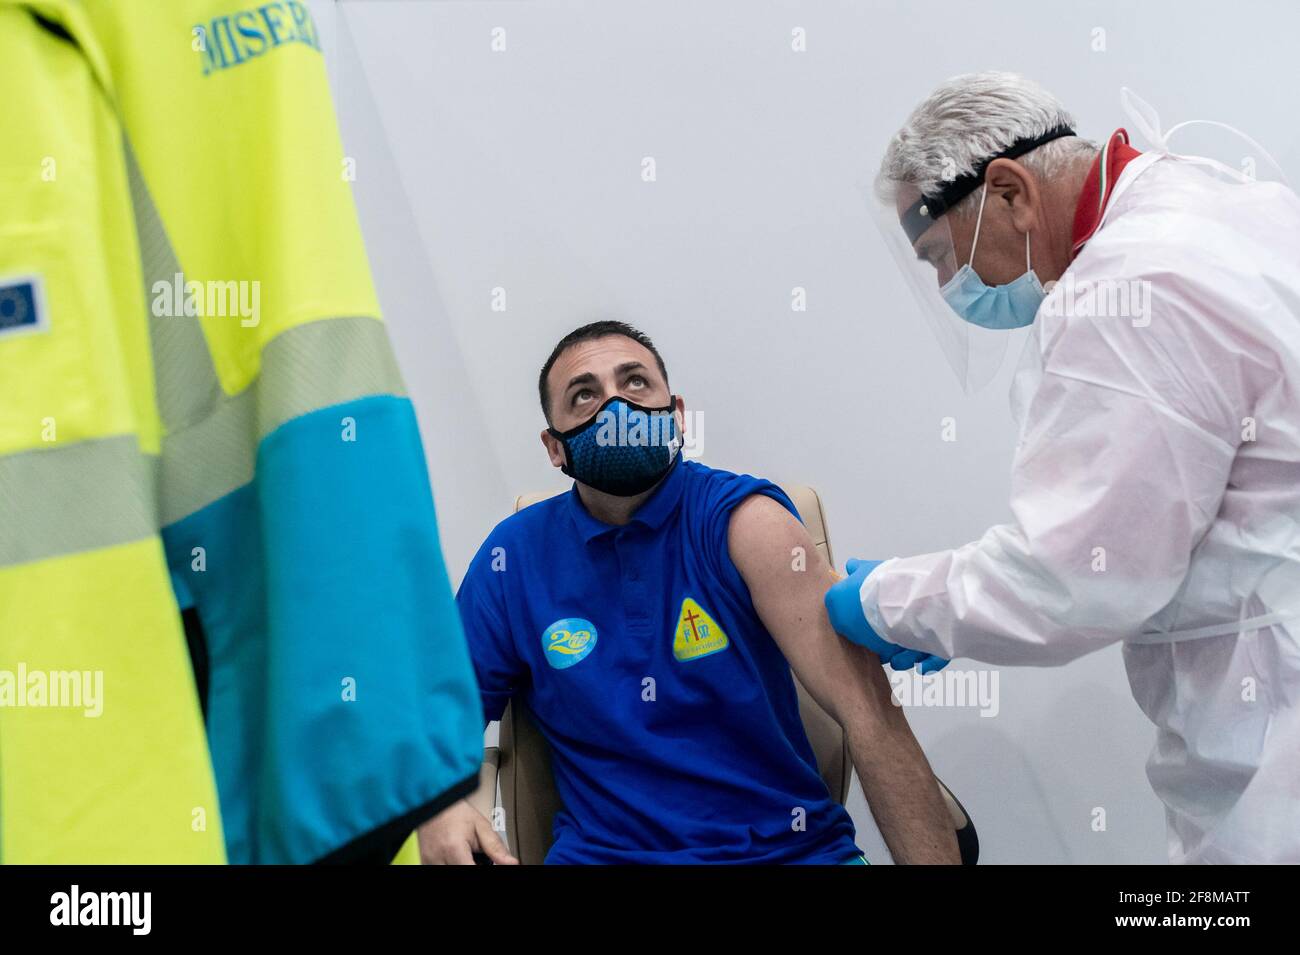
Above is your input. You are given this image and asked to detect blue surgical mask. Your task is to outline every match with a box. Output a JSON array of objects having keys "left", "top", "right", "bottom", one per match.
[
  {"left": 548, "top": 395, "right": 681, "bottom": 496},
  {"left": 940, "top": 185, "right": 1044, "bottom": 330}
]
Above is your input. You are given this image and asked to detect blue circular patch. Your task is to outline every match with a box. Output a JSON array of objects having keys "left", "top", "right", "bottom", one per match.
[{"left": 542, "top": 618, "right": 598, "bottom": 669}]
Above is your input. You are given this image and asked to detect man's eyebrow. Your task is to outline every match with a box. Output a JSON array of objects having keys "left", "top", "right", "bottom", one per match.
[
  {"left": 565, "top": 362, "right": 648, "bottom": 391},
  {"left": 564, "top": 371, "right": 599, "bottom": 394},
  {"left": 562, "top": 362, "right": 653, "bottom": 402}
]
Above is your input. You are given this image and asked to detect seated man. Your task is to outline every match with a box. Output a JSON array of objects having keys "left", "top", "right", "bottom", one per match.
[{"left": 419, "top": 321, "right": 959, "bottom": 865}]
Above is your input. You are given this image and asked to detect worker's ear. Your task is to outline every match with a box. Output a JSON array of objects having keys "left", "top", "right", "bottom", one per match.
[
  {"left": 540, "top": 429, "right": 566, "bottom": 470},
  {"left": 984, "top": 157, "right": 1041, "bottom": 235}
]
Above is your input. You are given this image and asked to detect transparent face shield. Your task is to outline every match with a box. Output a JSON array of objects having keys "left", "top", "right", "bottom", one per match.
[
  {"left": 863, "top": 179, "right": 1013, "bottom": 394},
  {"left": 866, "top": 91, "right": 1294, "bottom": 394}
]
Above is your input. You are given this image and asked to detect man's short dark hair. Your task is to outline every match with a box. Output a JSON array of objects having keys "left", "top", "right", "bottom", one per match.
[{"left": 538, "top": 320, "right": 670, "bottom": 423}]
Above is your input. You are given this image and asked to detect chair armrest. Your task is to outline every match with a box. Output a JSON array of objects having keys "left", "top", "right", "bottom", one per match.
[
  {"left": 935, "top": 775, "right": 980, "bottom": 865},
  {"left": 467, "top": 747, "right": 500, "bottom": 821}
]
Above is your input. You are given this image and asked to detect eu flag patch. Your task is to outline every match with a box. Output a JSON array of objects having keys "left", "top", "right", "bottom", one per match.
[{"left": 0, "top": 275, "right": 47, "bottom": 337}]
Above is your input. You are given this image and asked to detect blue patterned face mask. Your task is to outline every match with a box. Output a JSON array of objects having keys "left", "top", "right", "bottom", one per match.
[
  {"left": 548, "top": 396, "right": 681, "bottom": 496},
  {"left": 940, "top": 185, "right": 1045, "bottom": 330}
]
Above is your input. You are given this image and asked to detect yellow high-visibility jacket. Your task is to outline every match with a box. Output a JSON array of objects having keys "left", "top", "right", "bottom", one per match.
[{"left": 0, "top": 0, "right": 484, "bottom": 863}]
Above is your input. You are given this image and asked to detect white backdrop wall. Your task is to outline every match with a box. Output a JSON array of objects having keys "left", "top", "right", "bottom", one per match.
[{"left": 311, "top": 0, "right": 1300, "bottom": 863}]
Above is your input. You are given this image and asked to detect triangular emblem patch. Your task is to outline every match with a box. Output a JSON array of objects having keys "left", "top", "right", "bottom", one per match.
[{"left": 673, "top": 597, "right": 730, "bottom": 662}]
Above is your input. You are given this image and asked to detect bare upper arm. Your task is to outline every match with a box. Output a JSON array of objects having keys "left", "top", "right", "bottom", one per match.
[{"left": 726, "top": 494, "right": 901, "bottom": 732}]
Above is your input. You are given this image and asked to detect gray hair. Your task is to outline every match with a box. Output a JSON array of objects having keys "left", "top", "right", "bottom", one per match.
[{"left": 876, "top": 71, "right": 1098, "bottom": 217}]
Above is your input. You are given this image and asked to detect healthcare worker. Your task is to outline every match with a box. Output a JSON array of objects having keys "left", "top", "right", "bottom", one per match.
[{"left": 826, "top": 71, "right": 1300, "bottom": 864}]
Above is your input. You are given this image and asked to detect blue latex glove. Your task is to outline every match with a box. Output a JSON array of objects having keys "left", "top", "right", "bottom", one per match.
[
  {"left": 824, "top": 558, "right": 951, "bottom": 673},
  {"left": 887, "top": 648, "right": 951, "bottom": 674},
  {"left": 824, "top": 559, "right": 899, "bottom": 662}
]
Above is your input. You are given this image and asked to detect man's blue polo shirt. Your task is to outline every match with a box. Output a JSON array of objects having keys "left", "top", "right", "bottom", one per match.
[{"left": 455, "top": 457, "right": 862, "bottom": 864}]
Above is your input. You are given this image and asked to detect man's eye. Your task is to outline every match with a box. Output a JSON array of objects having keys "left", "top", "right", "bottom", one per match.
[
  {"left": 628, "top": 375, "right": 647, "bottom": 387},
  {"left": 573, "top": 389, "right": 594, "bottom": 404}
]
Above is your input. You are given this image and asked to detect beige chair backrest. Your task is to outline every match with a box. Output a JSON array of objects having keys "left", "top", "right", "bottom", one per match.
[{"left": 497, "top": 483, "right": 851, "bottom": 865}]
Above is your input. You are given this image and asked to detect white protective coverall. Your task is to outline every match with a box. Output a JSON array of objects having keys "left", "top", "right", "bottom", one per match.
[{"left": 862, "top": 149, "right": 1300, "bottom": 863}]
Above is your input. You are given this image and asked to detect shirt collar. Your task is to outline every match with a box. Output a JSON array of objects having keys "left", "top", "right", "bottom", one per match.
[
  {"left": 565, "top": 455, "right": 687, "bottom": 543},
  {"left": 1071, "top": 128, "right": 1143, "bottom": 259}
]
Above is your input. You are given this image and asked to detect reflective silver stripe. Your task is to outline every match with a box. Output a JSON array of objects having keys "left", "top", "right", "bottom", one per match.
[
  {"left": 256, "top": 313, "right": 406, "bottom": 439},
  {"left": 0, "top": 313, "right": 411, "bottom": 563},
  {"left": 158, "top": 385, "right": 256, "bottom": 527},
  {"left": 0, "top": 435, "right": 158, "bottom": 568},
  {"left": 1, "top": 149, "right": 408, "bottom": 565},
  {"left": 125, "top": 136, "right": 406, "bottom": 526},
  {"left": 124, "top": 140, "right": 223, "bottom": 434},
  {"left": 156, "top": 315, "right": 407, "bottom": 526}
]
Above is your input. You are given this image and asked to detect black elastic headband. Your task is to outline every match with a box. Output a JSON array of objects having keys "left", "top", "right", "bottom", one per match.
[{"left": 901, "top": 125, "right": 1076, "bottom": 244}]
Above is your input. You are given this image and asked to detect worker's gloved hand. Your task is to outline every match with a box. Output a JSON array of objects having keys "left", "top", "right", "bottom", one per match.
[
  {"left": 886, "top": 648, "right": 951, "bottom": 674},
  {"left": 825, "top": 558, "right": 951, "bottom": 673},
  {"left": 825, "top": 559, "right": 900, "bottom": 662}
]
